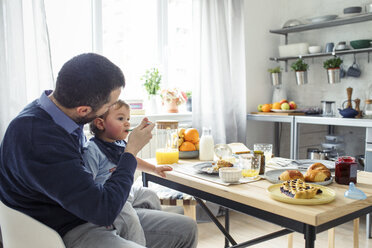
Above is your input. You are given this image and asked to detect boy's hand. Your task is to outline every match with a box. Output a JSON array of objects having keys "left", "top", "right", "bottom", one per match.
[
  {"left": 125, "top": 118, "right": 155, "bottom": 156},
  {"left": 154, "top": 165, "right": 173, "bottom": 178}
]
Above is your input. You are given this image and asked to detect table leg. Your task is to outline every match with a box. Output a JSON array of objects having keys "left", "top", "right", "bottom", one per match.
[
  {"left": 353, "top": 218, "right": 359, "bottom": 248},
  {"left": 367, "top": 213, "right": 372, "bottom": 238},
  {"left": 142, "top": 172, "right": 148, "bottom": 187},
  {"left": 304, "top": 225, "right": 316, "bottom": 248},
  {"left": 195, "top": 198, "right": 237, "bottom": 246},
  {"left": 328, "top": 228, "right": 335, "bottom": 248},
  {"left": 225, "top": 208, "right": 230, "bottom": 248}
]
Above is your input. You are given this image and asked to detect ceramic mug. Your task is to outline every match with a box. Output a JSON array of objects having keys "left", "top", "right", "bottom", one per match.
[
  {"left": 325, "top": 42, "right": 335, "bottom": 53},
  {"left": 347, "top": 62, "right": 361, "bottom": 77}
]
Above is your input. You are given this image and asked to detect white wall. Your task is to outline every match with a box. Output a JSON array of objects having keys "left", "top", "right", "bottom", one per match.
[
  {"left": 245, "top": 0, "right": 372, "bottom": 158},
  {"left": 244, "top": 0, "right": 287, "bottom": 150}
]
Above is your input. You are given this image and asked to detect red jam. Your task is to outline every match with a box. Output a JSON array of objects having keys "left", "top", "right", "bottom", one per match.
[{"left": 335, "top": 156, "right": 357, "bottom": 185}]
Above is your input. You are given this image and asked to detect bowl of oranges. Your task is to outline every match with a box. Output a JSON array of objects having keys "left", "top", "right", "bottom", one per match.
[{"left": 178, "top": 128, "right": 200, "bottom": 159}]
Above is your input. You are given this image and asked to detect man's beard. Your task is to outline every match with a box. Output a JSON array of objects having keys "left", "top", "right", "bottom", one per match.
[{"left": 75, "top": 112, "right": 98, "bottom": 125}]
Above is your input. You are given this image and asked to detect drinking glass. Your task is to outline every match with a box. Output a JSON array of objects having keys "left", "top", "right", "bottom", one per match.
[
  {"left": 239, "top": 154, "right": 261, "bottom": 179},
  {"left": 254, "top": 143, "right": 273, "bottom": 164}
]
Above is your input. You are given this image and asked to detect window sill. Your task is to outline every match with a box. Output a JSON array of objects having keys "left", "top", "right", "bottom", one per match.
[{"left": 130, "top": 112, "right": 192, "bottom": 126}]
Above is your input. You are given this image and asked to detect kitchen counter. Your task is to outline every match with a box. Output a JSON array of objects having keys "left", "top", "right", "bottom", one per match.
[{"left": 247, "top": 113, "right": 372, "bottom": 170}]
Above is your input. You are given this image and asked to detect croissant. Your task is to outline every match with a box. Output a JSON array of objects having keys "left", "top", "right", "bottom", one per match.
[
  {"left": 278, "top": 170, "right": 304, "bottom": 181},
  {"left": 304, "top": 163, "right": 331, "bottom": 182}
]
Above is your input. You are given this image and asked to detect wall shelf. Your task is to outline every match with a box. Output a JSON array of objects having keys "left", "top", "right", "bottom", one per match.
[
  {"left": 270, "top": 13, "right": 372, "bottom": 35},
  {"left": 270, "top": 47, "right": 372, "bottom": 62}
]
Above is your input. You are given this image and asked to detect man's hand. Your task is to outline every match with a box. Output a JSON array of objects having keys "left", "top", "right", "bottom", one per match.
[
  {"left": 154, "top": 165, "right": 173, "bottom": 178},
  {"left": 125, "top": 118, "right": 154, "bottom": 156}
]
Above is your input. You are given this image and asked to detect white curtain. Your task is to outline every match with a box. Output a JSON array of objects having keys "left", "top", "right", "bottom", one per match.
[
  {"left": 0, "top": 0, "right": 53, "bottom": 140},
  {"left": 192, "top": 0, "right": 246, "bottom": 144}
]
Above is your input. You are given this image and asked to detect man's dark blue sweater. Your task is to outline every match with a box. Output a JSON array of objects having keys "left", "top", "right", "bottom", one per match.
[{"left": 0, "top": 95, "right": 137, "bottom": 236}]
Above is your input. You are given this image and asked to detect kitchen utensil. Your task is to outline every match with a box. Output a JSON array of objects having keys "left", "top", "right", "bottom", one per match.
[
  {"left": 319, "top": 149, "right": 332, "bottom": 160},
  {"left": 264, "top": 169, "right": 334, "bottom": 186},
  {"left": 308, "top": 46, "right": 322, "bottom": 54},
  {"left": 279, "top": 43, "right": 309, "bottom": 57},
  {"left": 335, "top": 41, "right": 347, "bottom": 50},
  {"left": 179, "top": 150, "right": 199, "bottom": 159},
  {"left": 355, "top": 98, "right": 362, "bottom": 118},
  {"left": 325, "top": 135, "right": 344, "bottom": 143},
  {"left": 339, "top": 88, "right": 358, "bottom": 118},
  {"left": 364, "top": 99, "right": 372, "bottom": 118},
  {"left": 347, "top": 61, "right": 361, "bottom": 77},
  {"left": 356, "top": 155, "right": 365, "bottom": 167},
  {"left": 340, "top": 64, "right": 346, "bottom": 78},
  {"left": 307, "top": 148, "right": 320, "bottom": 160},
  {"left": 350, "top": 39, "right": 372, "bottom": 49},
  {"left": 343, "top": 6, "right": 362, "bottom": 14},
  {"left": 214, "top": 144, "right": 232, "bottom": 159},
  {"left": 282, "top": 19, "right": 303, "bottom": 28},
  {"left": 321, "top": 101, "right": 336, "bottom": 116},
  {"left": 308, "top": 15, "right": 338, "bottom": 23},
  {"left": 325, "top": 42, "right": 335, "bottom": 53}
]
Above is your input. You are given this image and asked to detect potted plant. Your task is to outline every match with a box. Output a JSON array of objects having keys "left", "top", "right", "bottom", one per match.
[
  {"left": 141, "top": 68, "right": 161, "bottom": 113},
  {"left": 291, "top": 59, "right": 309, "bottom": 85},
  {"left": 268, "top": 66, "right": 282, "bottom": 86},
  {"left": 323, "top": 57, "right": 343, "bottom": 84},
  {"left": 160, "top": 88, "right": 187, "bottom": 113}
]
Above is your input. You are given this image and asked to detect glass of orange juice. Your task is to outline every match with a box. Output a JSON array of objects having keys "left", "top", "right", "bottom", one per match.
[
  {"left": 155, "top": 120, "right": 179, "bottom": 164},
  {"left": 239, "top": 154, "right": 261, "bottom": 179}
]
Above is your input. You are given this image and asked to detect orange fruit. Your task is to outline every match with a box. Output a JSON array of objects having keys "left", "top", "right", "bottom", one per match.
[
  {"left": 179, "top": 141, "right": 196, "bottom": 151},
  {"left": 272, "top": 102, "right": 281, "bottom": 109},
  {"left": 194, "top": 141, "right": 199, "bottom": 150},
  {"left": 184, "top": 128, "right": 199, "bottom": 143},
  {"left": 261, "top": 104, "right": 271, "bottom": 112}
]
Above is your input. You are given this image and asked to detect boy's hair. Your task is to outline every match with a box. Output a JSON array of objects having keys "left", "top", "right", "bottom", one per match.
[
  {"left": 89, "top": 100, "right": 130, "bottom": 136},
  {"left": 53, "top": 53, "right": 125, "bottom": 111}
]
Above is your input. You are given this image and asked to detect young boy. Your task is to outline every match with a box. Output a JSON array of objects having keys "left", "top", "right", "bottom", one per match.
[{"left": 83, "top": 100, "right": 173, "bottom": 246}]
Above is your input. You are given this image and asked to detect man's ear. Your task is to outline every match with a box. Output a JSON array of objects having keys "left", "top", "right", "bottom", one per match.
[
  {"left": 76, "top": 106, "right": 92, "bottom": 117},
  {"left": 93, "top": 118, "right": 105, "bottom": 131}
]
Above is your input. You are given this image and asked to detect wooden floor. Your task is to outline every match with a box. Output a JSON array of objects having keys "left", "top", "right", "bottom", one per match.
[{"left": 197, "top": 211, "right": 371, "bottom": 248}]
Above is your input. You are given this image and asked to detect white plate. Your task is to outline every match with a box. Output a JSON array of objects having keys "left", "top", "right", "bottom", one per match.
[
  {"left": 308, "top": 15, "right": 338, "bottom": 23},
  {"left": 264, "top": 169, "right": 334, "bottom": 186},
  {"left": 295, "top": 159, "right": 335, "bottom": 170},
  {"left": 193, "top": 162, "right": 218, "bottom": 174},
  {"left": 271, "top": 109, "right": 297, "bottom": 113}
]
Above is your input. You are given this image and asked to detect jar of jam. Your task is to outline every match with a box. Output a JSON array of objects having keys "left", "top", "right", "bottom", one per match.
[{"left": 335, "top": 156, "right": 357, "bottom": 185}]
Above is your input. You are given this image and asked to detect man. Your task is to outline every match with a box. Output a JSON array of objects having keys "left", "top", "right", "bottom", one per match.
[{"left": 0, "top": 53, "right": 197, "bottom": 248}]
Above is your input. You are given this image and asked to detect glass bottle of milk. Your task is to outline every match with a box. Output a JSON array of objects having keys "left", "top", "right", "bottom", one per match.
[{"left": 199, "top": 127, "right": 214, "bottom": 161}]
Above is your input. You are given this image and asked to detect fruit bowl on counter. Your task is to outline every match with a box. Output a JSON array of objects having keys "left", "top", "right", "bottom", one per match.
[
  {"left": 179, "top": 150, "right": 199, "bottom": 159},
  {"left": 178, "top": 128, "right": 200, "bottom": 159}
]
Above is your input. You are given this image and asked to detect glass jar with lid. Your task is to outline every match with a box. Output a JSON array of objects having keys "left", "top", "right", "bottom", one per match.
[
  {"left": 155, "top": 120, "right": 179, "bottom": 164},
  {"left": 335, "top": 156, "right": 357, "bottom": 185},
  {"left": 364, "top": 99, "right": 372, "bottom": 118}
]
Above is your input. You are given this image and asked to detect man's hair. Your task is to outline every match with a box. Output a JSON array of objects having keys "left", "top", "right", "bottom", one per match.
[
  {"left": 53, "top": 53, "right": 125, "bottom": 111},
  {"left": 90, "top": 100, "right": 130, "bottom": 136}
]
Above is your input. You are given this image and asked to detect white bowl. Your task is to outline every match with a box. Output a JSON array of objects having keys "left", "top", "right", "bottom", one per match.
[
  {"left": 308, "top": 46, "right": 322, "bottom": 54},
  {"left": 219, "top": 167, "right": 242, "bottom": 183},
  {"left": 279, "top": 43, "right": 309, "bottom": 57}
]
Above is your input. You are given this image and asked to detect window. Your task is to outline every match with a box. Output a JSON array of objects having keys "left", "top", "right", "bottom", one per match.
[{"left": 45, "top": 0, "right": 193, "bottom": 101}]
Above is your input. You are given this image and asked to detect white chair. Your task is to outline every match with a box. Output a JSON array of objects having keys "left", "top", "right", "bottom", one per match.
[{"left": 0, "top": 201, "right": 65, "bottom": 248}]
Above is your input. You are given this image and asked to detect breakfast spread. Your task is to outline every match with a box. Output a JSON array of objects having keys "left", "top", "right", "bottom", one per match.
[{"left": 280, "top": 179, "right": 322, "bottom": 199}]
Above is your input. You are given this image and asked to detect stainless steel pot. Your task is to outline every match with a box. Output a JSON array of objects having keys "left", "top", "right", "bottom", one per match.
[
  {"left": 271, "top": 72, "right": 282, "bottom": 86},
  {"left": 307, "top": 148, "right": 320, "bottom": 160}
]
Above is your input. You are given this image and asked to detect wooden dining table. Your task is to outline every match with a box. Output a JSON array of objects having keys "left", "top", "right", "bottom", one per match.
[{"left": 142, "top": 159, "right": 372, "bottom": 248}]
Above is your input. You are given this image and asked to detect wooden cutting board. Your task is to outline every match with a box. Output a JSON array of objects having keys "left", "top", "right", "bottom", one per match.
[{"left": 251, "top": 112, "right": 306, "bottom": 116}]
